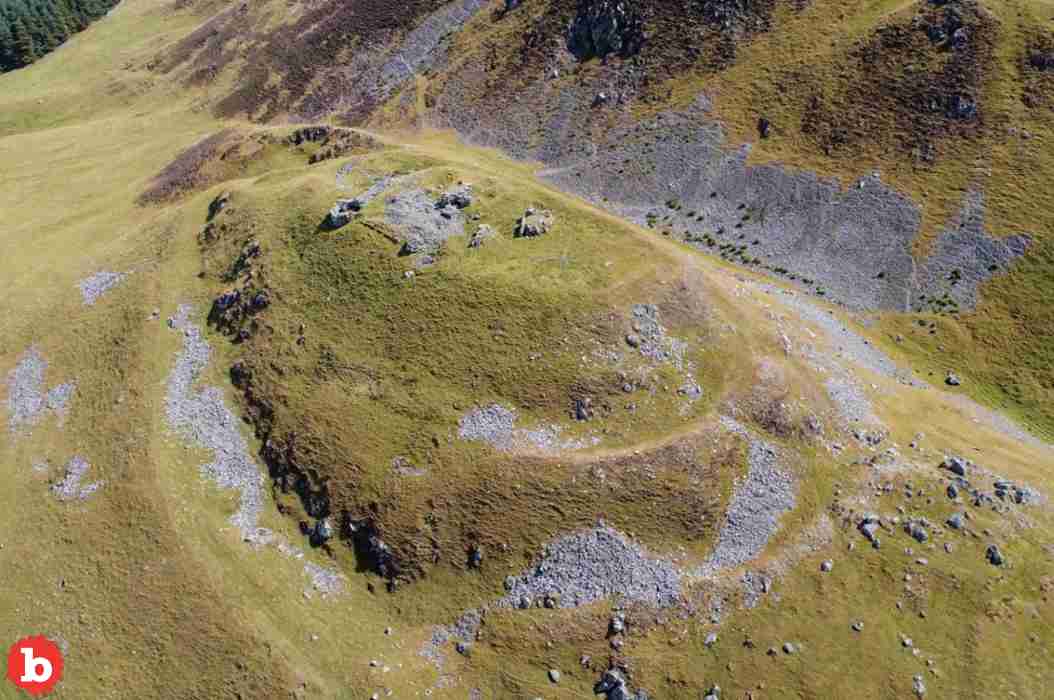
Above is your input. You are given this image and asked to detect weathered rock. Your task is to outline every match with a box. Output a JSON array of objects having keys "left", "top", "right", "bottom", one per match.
[
  {"left": 859, "top": 516, "right": 881, "bottom": 545},
  {"left": 436, "top": 184, "right": 473, "bottom": 210},
  {"left": 514, "top": 208, "right": 554, "bottom": 238},
  {"left": 468, "top": 544, "right": 484, "bottom": 568},
  {"left": 468, "top": 224, "right": 496, "bottom": 248},
  {"left": 326, "top": 198, "right": 363, "bottom": 228},
  {"left": 208, "top": 190, "right": 231, "bottom": 220},
  {"left": 943, "top": 455, "right": 967, "bottom": 476},
  {"left": 947, "top": 483, "right": 959, "bottom": 499},
  {"left": 946, "top": 513, "right": 964, "bottom": 530},
  {"left": 758, "top": 117, "right": 772, "bottom": 139},
  {"left": 946, "top": 94, "right": 977, "bottom": 121},
  {"left": 985, "top": 544, "right": 1005, "bottom": 566},
  {"left": 913, "top": 674, "right": 926, "bottom": 697},
  {"left": 907, "top": 521, "right": 929, "bottom": 544},
  {"left": 567, "top": 0, "right": 645, "bottom": 61},
  {"left": 704, "top": 631, "right": 718, "bottom": 647}
]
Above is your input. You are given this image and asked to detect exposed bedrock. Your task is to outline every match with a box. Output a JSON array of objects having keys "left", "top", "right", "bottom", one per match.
[{"left": 434, "top": 84, "right": 1028, "bottom": 312}]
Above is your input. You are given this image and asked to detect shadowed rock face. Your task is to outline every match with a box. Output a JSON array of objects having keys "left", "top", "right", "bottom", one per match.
[{"left": 566, "top": 0, "right": 645, "bottom": 61}]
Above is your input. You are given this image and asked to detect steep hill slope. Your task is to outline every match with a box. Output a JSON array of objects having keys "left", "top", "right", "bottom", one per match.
[{"left": 1, "top": 1, "right": 1053, "bottom": 699}]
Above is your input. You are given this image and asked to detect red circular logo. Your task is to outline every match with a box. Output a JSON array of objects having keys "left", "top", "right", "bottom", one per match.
[{"left": 6, "top": 636, "right": 63, "bottom": 696}]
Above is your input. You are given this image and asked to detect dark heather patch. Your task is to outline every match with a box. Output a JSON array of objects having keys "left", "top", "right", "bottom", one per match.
[
  {"left": 137, "top": 129, "right": 237, "bottom": 205},
  {"left": 801, "top": 0, "right": 997, "bottom": 158}
]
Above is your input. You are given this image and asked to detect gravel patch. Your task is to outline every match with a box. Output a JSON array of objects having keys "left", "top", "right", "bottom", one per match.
[
  {"left": 420, "top": 609, "right": 483, "bottom": 671},
  {"left": 165, "top": 305, "right": 347, "bottom": 594},
  {"left": 764, "top": 284, "right": 1050, "bottom": 447},
  {"left": 50, "top": 456, "right": 103, "bottom": 502},
  {"left": 6, "top": 347, "right": 75, "bottom": 435},
  {"left": 421, "top": 525, "right": 680, "bottom": 673},
  {"left": 376, "top": 0, "right": 489, "bottom": 95},
  {"left": 303, "top": 561, "right": 346, "bottom": 597},
  {"left": 823, "top": 377, "right": 878, "bottom": 426},
  {"left": 945, "top": 393, "right": 1053, "bottom": 453},
  {"left": 499, "top": 523, "right": 682, "bottom": 609},
  {"left": 696, "top": 422, "right": 796, "bottom": 576},
  {"left": 384, "top": 187, "right": 465, "bottom": 254},
  {"left": 77, "top": 271, "right": 125, "bottom": 306},
  {"left": 766, "top": 287, "right": 914, "bottom": 384},
  {"left": 630, "top": 303, "right": 688, "bottom": 370},
  {"left": 165, "top": 305, "right": 267, "bottom": 542},
  {"left": 345, "top": 174, "right": 395, "bottom": 205},
  {"left": 916, "top": 191, "right": 1032, "bottom": 311},
  {"left": 457, "top": 403, "right": 592, "bottom": 452}
]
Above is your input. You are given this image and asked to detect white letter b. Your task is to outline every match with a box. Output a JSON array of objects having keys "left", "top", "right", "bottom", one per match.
[{"left": 19, "top": 647, "right": 53, "bottom": 683}]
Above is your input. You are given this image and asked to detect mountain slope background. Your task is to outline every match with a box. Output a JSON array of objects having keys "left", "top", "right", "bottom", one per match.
[{"left": 1, "top": 1, "right": 1053, "bottom": 699}]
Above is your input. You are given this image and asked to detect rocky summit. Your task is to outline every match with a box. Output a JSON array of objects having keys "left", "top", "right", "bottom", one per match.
[{"left": 1, "top": 0, "right": 1053, "bottom": 698}]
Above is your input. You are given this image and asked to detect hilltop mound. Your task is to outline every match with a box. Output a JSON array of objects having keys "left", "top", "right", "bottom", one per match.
[
  {"left": 2, "top": 1, "right": 1054, "bottom": 698},
  {"left": 147, "top": 0, "right": 1054, "bottom": 434}
]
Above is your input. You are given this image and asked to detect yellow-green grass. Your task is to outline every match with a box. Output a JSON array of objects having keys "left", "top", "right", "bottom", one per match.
[{"left": 1, "top": 0, "right": 1052, "bottom": 698}]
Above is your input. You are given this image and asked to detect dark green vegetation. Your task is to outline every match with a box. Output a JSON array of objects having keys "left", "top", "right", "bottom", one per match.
[{"left": 0, "top": 0, "right": 119, "bottom": 70}]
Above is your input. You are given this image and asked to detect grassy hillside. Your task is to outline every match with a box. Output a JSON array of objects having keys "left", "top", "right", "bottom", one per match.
[{"left": 0, "top": 1, "right": 1052, "bottom": 699}]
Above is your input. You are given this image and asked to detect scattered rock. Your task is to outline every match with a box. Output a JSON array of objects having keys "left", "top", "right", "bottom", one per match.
[
  {"left": 757, "top": 117, "right": 772, "bottom": 139},
  {"left": 945, "top": 371, "right": 962, "bottom": 386},
  {"left": 907, "top": 522, "right": 929, "bottom": 544},
  {"left": 851, "top": 621, "right": 864, "bottom": 632},
  {"left": 435, "top": 184, "right": 473, "bottom": 209},
  {"left": 50, "top": 456, "right": 103, "bottom": 501},
  {"left": 468, "top": 545, "right": 484, "bottom": 569},
  {"left": 943, "top": 455, "right": 967, "bottom": 476},
  {"left": 574, "top": 397, "right": 593, "bottom": 421},
  {"left": 567, "top": 0, "right": 645, "bottom": 61},
  {"left": 985, "top": 544, "right": 1005, "bottom": 567},
  {"left": 514, "top": 207, "right": 554, "bottom": 238},
  {"left": 782, "top": 642, "right": 796, "bottom": 655},
  {"left": 208, "top": 190, "right": 231, "bottom": 219},
  {"left": 548, "top": 669, "right": 561, "bottom": 684},
  {"left": 593, "top": 669, "right": 647, "bottom": 700},
  {"left": 6, "top": 347, "right": 75, "bottom": 436},
  {"left": 820, "top": 560, "right": 833, "bottom": 573},
  {"left": 78, "top": 271, "right": 125, "bottom": 306},
  {"left": 697, "top": 431, "right": 796, "bottom": 575},
  {"left": 704, "top": 632, "right": 719, "bottom": 647},
  {"left": 326, "top": 198, "right": 362, "bottom": 228},
  {"left": 946, "top": 513, "right": 964, "bottom": 530},
  {"left": 501, "top": 524, "right": 681, "bottom": 610},
  {"left": 859, "top": 515, "right": 881, "bottom": 546},
  {"left": 468, "top": 224, "right": 496, "bottom": 248},
  {"left": 913, "top": 674, "right": 926, "bottom": 697}
]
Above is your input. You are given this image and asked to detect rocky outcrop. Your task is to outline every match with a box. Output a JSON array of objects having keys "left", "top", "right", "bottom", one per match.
[
  {"left": 514, "top": 207, "right": 554, "bottom": 238},
  {"left": 567, "top": 0, "right": 645, "bottom": 61}
]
